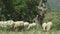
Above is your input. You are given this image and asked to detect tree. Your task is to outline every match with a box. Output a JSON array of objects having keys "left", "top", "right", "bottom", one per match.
[{"left": 1, "top": 0, "right": 47, "bottom": 25}]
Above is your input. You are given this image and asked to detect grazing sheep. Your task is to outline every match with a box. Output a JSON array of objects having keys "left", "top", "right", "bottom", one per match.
[
  {"left": 42, "top": 23, "right": 47, "bottom": 31},
  {"left": 0, "top": 21, "right": 4, "bottom": 28},
  {"left": 0, "top": 20, "right": 14, "bottom": 30},
  {"left": 6, "top": 20, "right": 14, "bottom": 29},
  {"left": 0, "top": 21, "right": 8, "bottom": 28},
  {"left": 23, "top": 22, "right": 29, "bottom": 27},
  {"left": 23, "top": 22, "right": 29, "bottom": 30},
  {"left": 0, "top": 21, "right": 9, "bottom": 30},
  {"left": 12, "top": 21, "right": 24, "bottom": 31},
  {"left": 27, "top": 23, "right": 37, "bottom": 30},
  {"left": 3, "top": 20, "right": 14, "bottom": 27},
  {"left": 46, "top": 22, "right": 53, "bottom": 31},
  {"left": 7, "top": 20, "right": 14, "bottom": 25}
]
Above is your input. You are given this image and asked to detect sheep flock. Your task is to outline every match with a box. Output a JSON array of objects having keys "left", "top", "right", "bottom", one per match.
[
  {"left": 0, "top": 20, "right": 37, "bottom": 31},
  {"left": 0, "top": 20, "right": 53, "bottom": 31}
]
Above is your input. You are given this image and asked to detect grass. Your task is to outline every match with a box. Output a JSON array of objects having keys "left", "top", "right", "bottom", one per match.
[
  {"left": 0, "top": 29, "right": 60, "bottom": 34},
  {"left": 0, "top": 11, "right": 60, "bottom": 34}
]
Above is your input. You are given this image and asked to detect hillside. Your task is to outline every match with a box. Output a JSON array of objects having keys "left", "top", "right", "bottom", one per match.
[{"left": 47, "top": 0, "right": 60, "bottom": 11}]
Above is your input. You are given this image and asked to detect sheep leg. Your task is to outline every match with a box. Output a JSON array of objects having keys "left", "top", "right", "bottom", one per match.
[{"left": 46, "top": 26, "right": 51, "bottom": 31}]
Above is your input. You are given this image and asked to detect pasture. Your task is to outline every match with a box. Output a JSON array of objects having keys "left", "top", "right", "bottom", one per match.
[{"left": 0, "top": 11, "right": 60, "bottom": 34}]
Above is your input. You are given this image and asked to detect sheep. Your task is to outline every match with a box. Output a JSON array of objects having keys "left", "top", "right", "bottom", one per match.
[
  {"left": 27, "top": 23, "right": 37, "bottom": 30},
  {"left": 0, "top": 21, "right": 8, "bottom": 28},
  {"left": 42, "top": 23, "right": 47, "bottom": 31},
  {"left": 46, "top": 22, "right": 53, "bottom": 31},
  {"left": 12, "top": 21, "right": 24, "bottom": 31},
  {"left": 0, "top": 21, "right": 10, "bottom": 29},
  {"left": 3, "top": 20, "right": 14, "bottom": 27},
  {"left": 6, "top": 20, "right": 14, "bottom": 29},
  {"left": 23, "top": 22, "right": 29, "bottom": 27},
  {"left": 22, "top": 22, "right": 29, "bottom": 30},
  {"left": 0, "top": 21, "right": 4, "bottom": 29},
  {"left": 0, "top": 20, "right": 14, "bottom": 30},
  {"left": 7, "top": 20, "right": 14, "bottom": 25}
]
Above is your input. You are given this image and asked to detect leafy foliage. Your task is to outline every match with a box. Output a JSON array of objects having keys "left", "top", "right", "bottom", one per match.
[{"left": 0, "top": 0, "right": 40, "bottom": 22}]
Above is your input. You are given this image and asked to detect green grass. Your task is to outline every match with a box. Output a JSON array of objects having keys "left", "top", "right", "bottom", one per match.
[
  {"left": 44, "top": 11, "right": 60, "bottom": 30},
  {"left": 0, "top": 11, "right": 60, "bottom": 34},
  {"left": 0, "top": 29, "right": 60, "bottom": 34}
]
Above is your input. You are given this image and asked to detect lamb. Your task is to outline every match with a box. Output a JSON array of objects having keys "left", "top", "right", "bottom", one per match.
[
  {"left": 27, "top": 23, "right": 37, "bottom": 30},
  {"left": 42, "top": 23, "right": 47, "bottom": 31},
  {"left": 46, "top": 22, "right": 53, "bottom": 31}
]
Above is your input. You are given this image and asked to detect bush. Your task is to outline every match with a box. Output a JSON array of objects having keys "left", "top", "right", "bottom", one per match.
[{"left": 0, "top": 0, "right": 40, "bottom": 23}]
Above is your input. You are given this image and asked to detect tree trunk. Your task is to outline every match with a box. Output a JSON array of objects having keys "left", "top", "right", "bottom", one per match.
[{"left": 38, "top": 0, "right": 47, "bottom": 26}]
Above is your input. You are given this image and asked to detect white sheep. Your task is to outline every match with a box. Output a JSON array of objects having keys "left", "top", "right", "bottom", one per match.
[
  {"left": 0, "top": 21, "right": 8, "bottom": 28},
  {"left": 27, "top": 23, "right": 37, "bottom": 30},
  {"left": 0, "top": 20, "right": 14, "bottom": 29},
  {"left": 0, "top": 21, "right": 4, "bottom": 28},
  {"left": 12, "top": 21, "right": 24, "bottom": 30},
  {"left": 23, "top": 22, "right": 29, "bottom": 27},
  {"left": 46, "top": 22, "right": 53, "bottom": 31},
  {"left": 7, "top": 20, "right": 14, "bottom": 25},
  {"left": 42, "top": 23, "right": 47, "bottom": 31}
]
